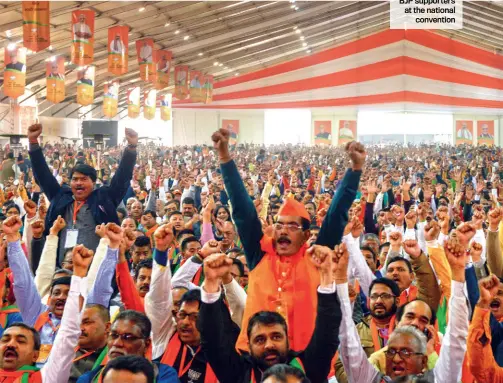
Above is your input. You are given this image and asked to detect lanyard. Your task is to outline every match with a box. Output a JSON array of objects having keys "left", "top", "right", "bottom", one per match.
[
  {"left": 73, "top": 346, "right": 108, "bottom": 369},
  {"left": 72, "top": 347, "right": 94, "bottom": 363},
  {"left": 73, "top": 200, "right": 86, "bottom": 226},
  {"left": 370, "top": 316, "right": 395, "bottom": 352},
  {"left": 47, "top": 318, "right": 59, "bottom": 335},
  {"left": 178, "top": 345, "right": 201, "bottom": 378}
]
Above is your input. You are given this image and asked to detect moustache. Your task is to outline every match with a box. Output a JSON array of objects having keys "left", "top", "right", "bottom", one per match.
[
  {"left": 277, "top": 236, "right": 291, "bottom": 244},
  {"left": 263, "top": 350, "right": 280, "bottom": 358},
  {"left": 3, "top": 347, "right": 18, "bottom": 358}
]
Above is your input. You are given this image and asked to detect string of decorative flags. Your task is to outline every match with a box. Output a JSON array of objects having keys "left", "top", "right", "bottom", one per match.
[{"left": 3, "top": 3, "right": 214, "bottom": 120}]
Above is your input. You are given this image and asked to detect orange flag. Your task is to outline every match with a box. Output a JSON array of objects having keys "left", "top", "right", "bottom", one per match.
[
  {"left": 174, "top": 65, "right": 189, "bottom": 100},
  {"left": 189, "top": 70, "right": 204, "bottom": 103},
  {"left": 144, "top": 89, "right": 156, "bottom": 120},
  {"left": 127, "top": 87, "right": 140, "bottom": 119},
  {"left": 3, "top": 45, "right": 27, "bottom": 99},
  {"left": 76, "top": 65, "right": 95, "bottom": 106},
  {"left": 46, "top": 57, "right": 65, "bottom": 103},
  {"left": 22, "top": 1, "right": 50, "bottom": 52},
  {"left": 160, "top": 94, "right": 172, "bottom": 122},
  {"left": 71, "top": 10, "right": 94, "bottom": 66},
  {"left": 136, "top": 39, "right": 156, "bottom": 82},
  {"left": 155, "top": 50, "right": 171, "bottom": 90},
  {"left": 108, "top": 26, "right": 128, "bottom": 75},
  {"left": 103, "top": 80, "right": 119, "bottom": 118}
]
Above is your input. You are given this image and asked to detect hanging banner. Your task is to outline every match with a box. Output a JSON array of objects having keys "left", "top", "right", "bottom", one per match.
[
  {"left": 455, "top": 120, "right": 473, "bottom": 146},
  {"left": 314, "top": 121, "right": 332, "bottom": 145},
  {"left": 477, "top": 120, "right": 494, "bottom": 146},
  {"left": 71, "top": 10, "right": 95, "bottom": 66},
  {"left": 160, "top": 93, "right": 172, "bottom": 122},
  {"left": 127, "top": 87, "right": 140, "bottom": 119},
  {"left": 155, "top": 50, "right": 171, "bottom": 90},
  {"left": 189, "top": 70, "right": 205, "bottom": 103},
  {"left": 103, "top": 80, "right": 120, "bottom": 118},
  {"left": 144, "top": 89, "right": 156, "bottom": 120},
  {"left": 108, "top": 25, "right": 128, "bottom": 75},
  {"left": 76, "top": 65, "right": 95, "bottom": 106},
  {"left": 136, "top": 38, "right": 155, "bottom": 82},
  {"left": 203, "top": 75, "right": 214, "bottom": 104},
  {"left": 174, "top": 65, "right": 189, "bottom": 100},
  {"left": 222, "top": 120, "right": 239, "bottom": 146},
  {"left": 22, "top": 1, "right": 50, "bottom": 52},
  {"left": 3, "top": 46, "right": 27, "bottom": 99},
  {"left": 46, "top": 57, "right": 65, "bottom": 103},
  {"left": 338, "top": 120, "right": 357, "bottom": 146}
]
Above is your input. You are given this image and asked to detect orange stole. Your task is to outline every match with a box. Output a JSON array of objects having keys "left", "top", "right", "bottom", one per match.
[
  {"left": 0, "top": 369, "right": 42, "bottom": 383},
  {"left": 398, "top": 285, "right": 418, "bottom": 306},
  {"left": 160, "top": 333, "right": 217, "bottom": 382},
  {"left": 236, "top": 235, "right": 320, "bottom": 352}
]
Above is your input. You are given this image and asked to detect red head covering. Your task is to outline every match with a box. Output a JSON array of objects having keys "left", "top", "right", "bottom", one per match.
[{"left": 277, "top": 197, "right": 311, "bottom": 221}]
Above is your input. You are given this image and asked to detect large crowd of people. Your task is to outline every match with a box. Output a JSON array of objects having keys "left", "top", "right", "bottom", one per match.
[{"left": 0, "top": 123, "right": 502, "bottom": 383}]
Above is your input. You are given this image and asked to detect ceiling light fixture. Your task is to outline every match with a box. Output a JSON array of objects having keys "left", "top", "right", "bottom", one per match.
[
  {"left": 235, "top": 73, "right": 239, "bottom": 76},
  {"left": 307, "top": 49, "right": 312, "bottom": 54},
  {"left": 290, "top": 5, "right": 295, "bottom": 8},
  {"left": 198, "top": 52, "right": 203, "bottom": 56},
  {"left": 218, "top": 63, "right": 223, "bottom": 67},
  {"left": 184, "top": 35, "right": 189, "bottom": 40},
  {"left": 214, "top": 62, "right": 219, "bottom": 66},
  {"left": 295, "top": 29, "right": 301, "bottom": 34},
  {"left": 302, "top": 42, "right": 307, "bottom": 47},
  {"left": 7, "top": 43, "right": 16, "bottom": 51},
  {"left": 139, "top": 6, "right": 145, "bottom": 12},
  {"left": 300, "top": 36, "right": 304, "bottom": 40},
  {"left": 164, "top": 22, "right": 170, "bottom": 27},
  {"left": 294, "top": 6, "right": 299, "bottom": 10},
  {"left": 293, "top": 26, "right": 297, "bottom": 30},
  {"left": 175, "top": 30, "right": 180, "bottom": 35},
  {"left": 224, "top": 66, "right": 228, "bottom": 69}
]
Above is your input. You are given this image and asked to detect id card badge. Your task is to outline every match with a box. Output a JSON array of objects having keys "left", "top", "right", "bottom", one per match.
[
  {"left": 36, "top": 344, "right": 52, "bottom": 364},
  {"left": 65, "top": 229, "right": 78, "bottom": 248}
]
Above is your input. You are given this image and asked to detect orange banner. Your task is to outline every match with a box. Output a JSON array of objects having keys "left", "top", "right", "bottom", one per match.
[
  {"left": 136, "top": 38, "right": 156, "bottom": 82},
  {"left": 3, "top": 46, "right": 27, "bottom": 99},
  {"left": 314, "top": 121, "right": 332, "bottom": 145},
  {"left": 160, "top": 93, "right": 172, "bottom": 121},
  {"left": 338, "top": 120, "right": 357, "bottom": 146},
  {"left": 222, "top": 119, "right": 239, "bottom": 146},
  {"left": 103, "top": 80, "right": 119, "bottom": 118},
  {"left": 455, "top": 120, "right": 473, "bottom": 146},
  {"left": 174, "top": 65, "right": 189, "bottom": 100},
  {"left": 203, "top": 75, "right": 214, "bottom": 104},
  {"left": 76, "top": 65, "right": 95, "bottom": 106},
  {"left": 477, "top": 120, "right": 494, "bottom": 146},
  {"left": 108, "top": 26, "right": 128, "bottom": 75},
  {"left": 144, "top": 89, "right": 156, "bottom": 120},
  {"left": 22, "top": 1, "right": 50, "bottom": 52},
  {"left": 127, "top": 87, "right": 140, "bottom": 119},
  {"left": 155, "top": 50, "right": 171, "bottom": 90},
  {"left": 71, "top": 10, "right": 94, "bottom": 66},
  {"left": 189, "top": 70, "right": 205, "bottom": 103},
  {"left": 46, "top": 57, "right": 65, "bottom": 103}
]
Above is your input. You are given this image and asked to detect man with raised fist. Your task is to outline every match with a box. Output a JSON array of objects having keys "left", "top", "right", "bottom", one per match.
[{"left": 27, "top": 123, "right": 138, "bottom": 266}]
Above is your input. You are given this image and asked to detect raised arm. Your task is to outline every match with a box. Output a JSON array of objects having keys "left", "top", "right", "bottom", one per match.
[
  {"left": 317, "top": 142, "right": 365, "bottom": 249},
  {"left": 212, "top": 129, "right": 264, "bottom": 270},
  {"left": 4, "top": 216, "right": 45, "bottom": 327},
  {"left": 116, "top": 231, "right": 144, "bottom": 313},
  {"left": 27, "top": 124, "right": 61, "bottom": 202}
]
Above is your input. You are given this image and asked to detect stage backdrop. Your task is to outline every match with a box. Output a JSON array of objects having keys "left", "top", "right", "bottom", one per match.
[
  {"left": 477, "top": 120, "right": 494, "bottom": 146},
  {"left": 222, "top": 119, "right": 239, "bottom": 146},
  {"left": 313, "top": 121, "right": 332, "bottom": 145},
  {"left": 338, "top": 120, "right": 357, "bottom": 146},
  {"left": 455, "top": 120, "right": 473, "bottom": 145}
]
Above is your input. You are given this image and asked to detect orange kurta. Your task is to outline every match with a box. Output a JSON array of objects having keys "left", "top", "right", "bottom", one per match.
[{"left": 236, "top": 235, "right": 320, "bottom": 352}]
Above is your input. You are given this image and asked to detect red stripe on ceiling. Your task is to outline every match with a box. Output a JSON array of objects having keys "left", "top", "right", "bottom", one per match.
[
  {"left": 199, "top": 57, "right": 503, "bottom": 102},
  {"left": 214, "top": 29, "right": 405, "bottom": 89},
  {"left": 174, "top": 91, "right": 503, "bottom": 109},
  {"left": 405, "top": 30, "right": 503, "bottom": 71}
]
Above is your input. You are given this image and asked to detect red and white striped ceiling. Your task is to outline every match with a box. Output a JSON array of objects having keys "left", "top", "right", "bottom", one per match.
[{"left": 174, "top": 29, "right": 503, "bottom": 111}]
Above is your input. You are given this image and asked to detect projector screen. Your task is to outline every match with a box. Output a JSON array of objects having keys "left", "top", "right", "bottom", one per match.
[
  {"left": 264, "top": 109, "right": 311, "bottom": 145},
  {"left": 357, "top": 111, "right": 453, "bottom": 136}
]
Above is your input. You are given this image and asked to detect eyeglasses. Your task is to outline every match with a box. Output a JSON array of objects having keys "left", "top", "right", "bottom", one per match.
[
  {"left": 176, "top": 312, "right": 198, "bottom": 322},
  {"left": 370, "top": 293, "right": 396, "bottom": 301},
  {"left": 385, "top": 348, "right": 424, "bottom": 360},
  {"left": 273, "top": 223, "right": 302, "bottom": 232},
  {"left": 109, "top": 332, "right": 143, "bottom": 343}
]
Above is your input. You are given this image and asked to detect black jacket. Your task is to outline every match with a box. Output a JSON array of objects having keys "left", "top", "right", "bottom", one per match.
[
  {"left": 29, "top": 145, "right": 136, "bottom": 237},
  {"left": 198, "top": 291, "right": 342, "bottom": 383}
]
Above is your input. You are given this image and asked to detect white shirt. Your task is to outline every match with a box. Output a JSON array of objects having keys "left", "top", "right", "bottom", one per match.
[
  {"left": 109, "top": 39, "right": 125, "bottom": 54},
  {"left": 72, "top": 22, "right": 92, "bottom": 43},
  {"left": 139, "top": 45, "right": 152, "bottom": 62}
]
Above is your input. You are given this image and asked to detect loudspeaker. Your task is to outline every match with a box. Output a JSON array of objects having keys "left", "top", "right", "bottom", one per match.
[{"left": 82, "top": 120, "right": 118, "bottom": 148}]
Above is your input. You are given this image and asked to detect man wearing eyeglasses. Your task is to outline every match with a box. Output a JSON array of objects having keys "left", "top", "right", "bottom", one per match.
[
  {"left": 337, "top": 236, "right": 469, "bottom": 382},
  {"left": 211, "top": 128, "right": 365, "bottom": 352}
]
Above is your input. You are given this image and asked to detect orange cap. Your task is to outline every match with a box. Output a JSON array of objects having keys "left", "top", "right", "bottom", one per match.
[{"left": 277, "top": 197, "right": 311, "bottom": 221}]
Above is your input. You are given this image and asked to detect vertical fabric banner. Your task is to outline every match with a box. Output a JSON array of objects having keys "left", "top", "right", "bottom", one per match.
[
  {"left": 22, "top": 1, "right": 50, "bottom": 52},
  {"left": 136, "top": 38, "right": 155, "bottom": 82},
  {"left": 203, "top": 75, "right": 214, "bottom": 104},
  {"left": 76, "top": 65, "right": 95, "bottom": 106},
  {"left": 103, "top": 80, "right": 119, "bottom": 118},
  {"left": 455, "top": 120, "right": 473, "bottom": 146},
  {"left": 155, "top": 50, "right": 171, "bottom": 90},
  {"left": 71, "top": 10, "right": 94, "bottom": 66},
  {"left": 127, "top": 87, "right": 140, "bottom": 119},
  {"left": 174, "top": 65, "right": 189, "bottom": 100},
  {"left": 3, "top": 46, "right": 27, "bottom": 99},
  {"left": 222, "top": 119, "right": 239, "bottom": 146},
  {"left": 314, "top": 121, "right": 332, "bottom": 145},
  {"left": 189, "top": 70, "right": 204, "bottom": 103},
  {"left": 477, "top": 120, "right": 494, "bottom": 146},
  {"left": 108, "top": 26, "right": 128, "bottom": 75},
  {"left": 46, "top": 57, "right": 65, "bottom": 103},
  {"left": 160, "top": 93, "right": 172, "bottom": 121},
  {"left": 338, "top": 120, "right": 357, "bottom": 146},
  {"left": 144, "top": 89, "right": 156, "bottom": 120}
]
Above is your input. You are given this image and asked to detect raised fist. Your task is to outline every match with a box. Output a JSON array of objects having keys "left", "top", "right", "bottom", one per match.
[
  {"left": 50, "top": 215, "right": 66, "bottom": 236},
  {"left": 72, "top": 245, "right": 94, "bottom": 277},
  {"left": 27, "top": 123, "right": 43, "bottom": 142},
  {"left": 424, "top": 220, "right": 440, "bottom": 242},
  {"left": 153, "top": 224, "right": 174, "bottom": 252},
  {"left": 199, "top": 239, "right": 221, "bottom": 259},
  {"left": 3, "top": 216, "right": 22, "bottom": 240},
  {"left": 125, "top": 128, "right": 139, "bottom": 146},
  {"left": 31, "top": 220, "right": 45, "bottom": 239},
  {"left": 478, "top": 274, "right": 501, "bottom": 306},
  {"left": 403, "top": 239, "right": 422, "bottom": 259},
  {"left": 105, "top": 223, "right": 123, "bottom": 249},
  {"left": 456, "top": 223, "right": 476, "bottom": 247},
  {"left": 24, "top": 200, "right": 37, "bottom": 219},
  {"left": 307, "top": 245, "right": 334, "bottom": 274},
  {"left": 204, "top": 253, "right": 233, "bottom": 282},
  {"left": 333, "top": 243, "right": 349, "bottom": 282},
  {"left": 345, "top": 142, "right": 366, "bottom": 171},
  {"left": 211, "top": 129, "right": 231, "bottom": 161}
]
